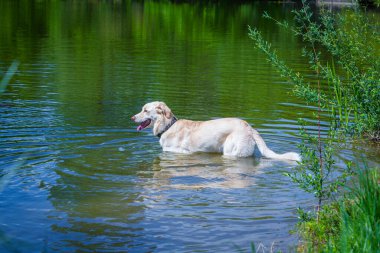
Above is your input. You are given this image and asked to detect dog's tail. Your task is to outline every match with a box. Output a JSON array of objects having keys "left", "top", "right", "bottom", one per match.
[{"left": 251, "top": 129, "right": 301, "bottom": 161}]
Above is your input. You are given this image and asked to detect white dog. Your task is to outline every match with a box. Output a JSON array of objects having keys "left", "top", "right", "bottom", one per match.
[{"left": 131, "top": 101, "right": 300, "bottom": 161}]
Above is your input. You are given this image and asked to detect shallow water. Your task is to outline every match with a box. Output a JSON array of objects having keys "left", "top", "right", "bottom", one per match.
[{"left": 0, "top": 1, "right": 379, "bottom": 252}]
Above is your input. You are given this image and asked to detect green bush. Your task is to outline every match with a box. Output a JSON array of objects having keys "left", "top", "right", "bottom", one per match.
[
  {"left": 249, "top": 0, "right": 380, "bottom": 140},
  {"left": 298, "top": 169, "right": 380, "bottom": 252},
  {"left": 249, "top": 2, "right": 380, "bottom": 251}
]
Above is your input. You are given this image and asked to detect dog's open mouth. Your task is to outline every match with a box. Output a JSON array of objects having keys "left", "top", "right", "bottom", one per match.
[{"left": 137, "top": 119, "right": 151, "bottom": 131}]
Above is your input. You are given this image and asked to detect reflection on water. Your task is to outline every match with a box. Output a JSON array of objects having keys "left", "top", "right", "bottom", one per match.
[
  {"left": 150, "top": 152, "right": 297, "bottom": 189},
  {"left": 1, "top": 0, "right": 379, "bottom": 252},
  {"left": 139, "top": 153, "right": 303, "bottom": 252},
  {"left": 152, "top": 153, "right": 262, "bottom": 189},
  {"left": 42, "top": 147, "right": 303, "bottom": 252}
]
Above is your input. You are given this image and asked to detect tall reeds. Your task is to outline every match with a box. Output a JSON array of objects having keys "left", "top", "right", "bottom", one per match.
[{"left": 299, "top": 169, "right": 380, "bottom": 252}]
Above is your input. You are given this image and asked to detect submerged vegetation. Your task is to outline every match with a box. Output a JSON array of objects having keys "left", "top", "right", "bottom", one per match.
[{"left": 249, "top": 0, "right": 379, "bottom": 251}]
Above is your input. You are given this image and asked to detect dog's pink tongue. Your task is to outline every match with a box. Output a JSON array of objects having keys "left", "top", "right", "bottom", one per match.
[{"left": 137, "top": 125, "right": 143, "bottom": 131}]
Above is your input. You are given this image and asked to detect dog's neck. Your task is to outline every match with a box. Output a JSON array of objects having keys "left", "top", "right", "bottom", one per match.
[{"left": 157, "top": 117, "right": 178, "bottom": 138}]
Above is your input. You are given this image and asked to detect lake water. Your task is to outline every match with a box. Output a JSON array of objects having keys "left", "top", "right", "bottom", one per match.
[{"left": 0, "top": 1, "right": 379, "bottom": 252}]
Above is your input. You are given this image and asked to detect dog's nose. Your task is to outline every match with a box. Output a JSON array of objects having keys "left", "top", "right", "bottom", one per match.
[{"left": 131, "top": 116, "right": 136, "bottom": 121}]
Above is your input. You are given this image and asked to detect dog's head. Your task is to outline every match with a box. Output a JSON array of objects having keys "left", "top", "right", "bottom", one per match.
[{"left": 131, "top": 101, "right": 174, "bottom": 136}]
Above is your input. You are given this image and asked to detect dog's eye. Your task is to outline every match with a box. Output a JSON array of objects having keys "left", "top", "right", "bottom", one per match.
[{"left": 144, "top": 109, "right": 148, "bottom": 113}]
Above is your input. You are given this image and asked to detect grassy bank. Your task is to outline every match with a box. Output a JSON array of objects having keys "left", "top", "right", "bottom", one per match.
[{"left": 298, "top": 169, "right": 380, "bottom": 252}]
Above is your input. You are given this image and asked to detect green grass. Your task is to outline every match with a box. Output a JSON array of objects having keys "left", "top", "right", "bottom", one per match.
[{"left": 298, "top": 169, "right": 380, "bottom": 252}]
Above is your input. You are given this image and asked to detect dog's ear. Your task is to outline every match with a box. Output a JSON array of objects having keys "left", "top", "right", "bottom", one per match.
[
  {"left": 163, "top": 106, "right": 172, "bottom": 119},
  {"left": 155, "top": 105, "right": 164, "bottom": 116},
  {"left": 156, "top": 102, "right": 172, "bottom": 119}
]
